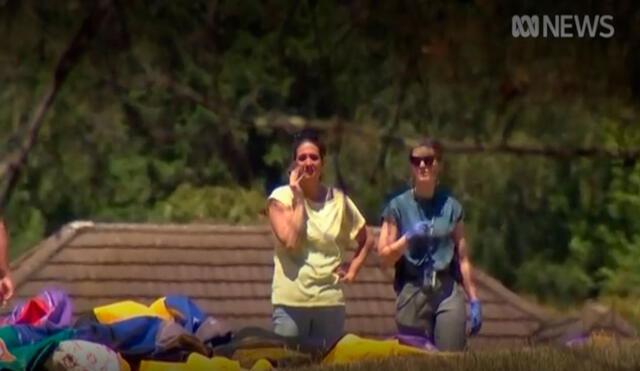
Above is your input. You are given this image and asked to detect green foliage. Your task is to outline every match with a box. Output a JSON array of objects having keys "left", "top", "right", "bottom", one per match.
[
  {"left": 601, "top": 296, "right": 640, "bottom": 331},
  {"left": 517, "top": 259, "right": 594, "bottom": 306},
  {"left": 592, "top": 161, "right": 640, "bottom": 297},
  {"left": 1, "top": 0, "right": 639, "bottom": 311},
  {"left": 3, "top": 191, "right": 46, "bottom": 260},
  {"left": 151, "top": 184, "right": 266, "bottom": 224}
]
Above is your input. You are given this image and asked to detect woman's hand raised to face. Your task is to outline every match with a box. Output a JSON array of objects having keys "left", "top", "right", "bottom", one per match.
[{"left": 289, "top": 165, "right": 307, "bottom": 196}]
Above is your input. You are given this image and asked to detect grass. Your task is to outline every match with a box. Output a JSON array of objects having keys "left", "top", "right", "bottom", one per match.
[
  {"left": 289, "top": 341, "right": 640, "bottom": 371},
  {"left": 599, "top": 296, "right": 640, "bottom": 331}
]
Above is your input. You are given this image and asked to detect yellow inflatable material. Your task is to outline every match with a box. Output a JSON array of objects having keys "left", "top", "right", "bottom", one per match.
[
  {"left": 93, "top": 299, "right": 172, "bottom": 324},
  {"left": 323, "top": 333, "right": 433, "bottom": 365},
  {"left": 149, "top": 297, "right": 174, "bottom": 319},
  {"left": 250, "top": 359, "right": 274, "bottom": 371},
  {"left": 139, "top": 353, "right": 273, "bottom": 371}
]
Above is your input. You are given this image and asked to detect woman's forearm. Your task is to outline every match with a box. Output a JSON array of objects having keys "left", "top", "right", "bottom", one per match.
[
  {"left": 347, "top": 228, "right": 373, "bottom": 275},
  {"left": 378, "top": 236, "right": 408, "bottom": 267},
  {"left": 452, "top": 223, "right": 478, "bottom": 301},
  {"left": 269, "top": 195, "right": 307, "bottom": 250},
  {"left": 459, "top": 257, "right": 478, "bottom": 301},
  {"left": 0, "top": 221, "right": 9, "bottom": 278},
  {"left": 284, "top": 197, "right": 306, "bottom": 250}
]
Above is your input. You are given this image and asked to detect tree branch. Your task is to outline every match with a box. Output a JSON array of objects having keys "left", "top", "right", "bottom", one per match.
[
  {"left": 369, "top": 56, "right": 414, "bottom": 183},
  {"left": 259, "top": 115, "right": 640, "bottom": 160},
  {"left": 0, "top": 0, "right": 114, "bottom": 211},
  {"left": 149, "top": 74, "right": 232, "bottom": 117},
  {"left": 148, "top": 74, "right": 255, "bottom": 185}
]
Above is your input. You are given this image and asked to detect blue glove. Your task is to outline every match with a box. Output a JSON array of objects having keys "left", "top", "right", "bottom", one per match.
[
  {"left": 404, "top": 221, "right": 429, "bottom": 241},
  {"left": 469, "top": 299, "right": 482, "bottom": 335}
]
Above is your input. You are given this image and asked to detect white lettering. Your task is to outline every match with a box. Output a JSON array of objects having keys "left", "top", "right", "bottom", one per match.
[
  {"left": 574, "top": 15, "right": 599, "bottom": 37},
  {"left": 599, "top": 15, "right": 615, "bottom": 38},
  {"left": 543, "top": 15, "right": 559, "bottom": 38},
  {"left": 512, "top": 15, "right": 539, "bottom": 38},
  {"left": 560, "top": 15, "right": 573, "bottom": 38},
  {"left": 513, "top": 14, "right": 614, "bottom": 39}
]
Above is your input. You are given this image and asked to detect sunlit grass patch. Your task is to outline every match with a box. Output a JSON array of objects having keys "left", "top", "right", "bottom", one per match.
[{"left": 291, "top": 341, "right": 640, "bottom": 371}]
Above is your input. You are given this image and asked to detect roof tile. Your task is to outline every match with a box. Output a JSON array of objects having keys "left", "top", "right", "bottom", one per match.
[{"left": 9, "top": 222, "right": 614, "bottom": 349}]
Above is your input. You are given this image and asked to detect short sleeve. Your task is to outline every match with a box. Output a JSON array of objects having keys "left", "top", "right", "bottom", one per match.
[
  {"left": 267, "top": 185, "right": 294, "bottom": 208},
  {"left": 344, "top": 195, "right": 366, "bottom": 241},
  {"left": 381, "top": 198, "right": 401, "bottom": 225},
  {"left": 451, "top": 198, "right": 465, "bottom": 223}
]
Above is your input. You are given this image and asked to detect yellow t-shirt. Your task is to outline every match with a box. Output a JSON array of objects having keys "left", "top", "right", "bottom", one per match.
[{"left": 268, "top": 185, "right": 366, "bottom": 307}]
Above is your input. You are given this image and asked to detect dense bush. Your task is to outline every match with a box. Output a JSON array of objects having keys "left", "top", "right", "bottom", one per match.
[{"left": 1, "top": 1, "right": 639, "bottom": 310}]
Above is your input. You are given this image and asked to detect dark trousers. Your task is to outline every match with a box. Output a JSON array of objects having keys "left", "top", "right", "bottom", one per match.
[{"left": 395, "top": 271, "right": 467, "bottom": 351}]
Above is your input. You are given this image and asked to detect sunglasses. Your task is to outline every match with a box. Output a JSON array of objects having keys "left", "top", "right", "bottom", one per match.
[
  {"left": 297, "top": 154, "right": 320, "bottom": 162},
  {"left": 409, "top": 155, "right": 436, "bottom": 167}
]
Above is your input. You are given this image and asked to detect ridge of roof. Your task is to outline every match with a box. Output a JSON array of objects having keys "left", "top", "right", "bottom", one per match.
[
  {"left": 9, "top": 222, "right": 276, "bottom": 290},
  {"left": 10, "top": 221, "right": 556, "bottom": 324},
  {"left": 88, "top": 222, "right": 272, "bottom": 234},
  {"left": 11, "top": 221, "right": 95, "bottom": 288},
  {"left": 531, "top": 301, "right": 638, "bottom": 342},
  {"left": 472, "top": 269, "right": 553, "bottom": 323},
  {"left": 7, "top": 221, "right": 636, "bottom": 347}
]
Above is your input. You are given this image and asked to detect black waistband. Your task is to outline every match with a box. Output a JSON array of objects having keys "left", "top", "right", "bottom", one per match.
[{"left": 394, "top": 259, "right": 461, "bottom": 293}]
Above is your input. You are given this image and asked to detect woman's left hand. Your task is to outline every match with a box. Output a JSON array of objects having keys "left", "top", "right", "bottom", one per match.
[
  {"left": 469, "top": 299, "right": 483, "bottom": 335},
  {"left": 335, "top": 263, "right": 356, "bottom": 283},
  {"left": 340, "top": 271, "right": 356, "bottom": 283}
]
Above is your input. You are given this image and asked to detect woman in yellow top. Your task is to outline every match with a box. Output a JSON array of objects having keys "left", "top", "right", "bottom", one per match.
[{"left": 267, "top": 130, "right": 373, "bottom": 347}]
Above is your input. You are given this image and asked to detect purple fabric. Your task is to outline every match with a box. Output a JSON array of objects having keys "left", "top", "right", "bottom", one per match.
[
  {"left": 39, "top": 289, "right": 72, "bottom": 328},
  {"left": 2, "top": 289, "right": 72, "bottom": 328},
  {"left": 565, "top": 334, "right": 590, "bottom": 347},
  {"left": 394, "top": 333, "right": 438, "bottom": 351}
]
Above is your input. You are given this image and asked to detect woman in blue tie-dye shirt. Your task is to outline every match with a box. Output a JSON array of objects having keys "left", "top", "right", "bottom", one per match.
[{"left": 377, "top": 138, "right": 481, "bottom": 351}]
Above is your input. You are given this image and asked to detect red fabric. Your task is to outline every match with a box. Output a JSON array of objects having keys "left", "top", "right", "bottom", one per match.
[{"left": 14, "top": 297, "right": 50, "bottom": 325}]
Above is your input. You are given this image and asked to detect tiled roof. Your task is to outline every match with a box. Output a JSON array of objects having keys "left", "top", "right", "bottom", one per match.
[
  {"left": 531, "top": 302, "right": 637, "bottom": 344},
  {"left": 6, "top": 222, "right": 632, "bottom": 349}
]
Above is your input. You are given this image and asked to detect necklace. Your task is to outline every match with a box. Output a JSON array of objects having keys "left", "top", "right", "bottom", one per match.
[
  {"left": 411, "top": 187, "right": 438, "bottom": 272},
  {"left": 412, "top": 187, "right": 436, "bottom": 238}
]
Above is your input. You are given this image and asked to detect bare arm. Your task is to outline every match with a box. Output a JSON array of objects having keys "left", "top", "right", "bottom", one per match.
[
  {"left": 342, "top": 225, "right": 373, "bottom": 282},
  {"left": 0, "top": 219, "right": 13, "bottom": 304},
  {"left": 268, "top": 195, "right": 306, "bottom": 250},
  {"left": 377, "top": 219, "right": 409, "bottom": 268},
  {"left": 453, "top": 220, "right": 478, "bottom": 301},
  {"left": 0, "top": 220, "right": 9, "bottom": 278},
  {"left": 267, "top": 166, "right": 309, "bottom": 250}
]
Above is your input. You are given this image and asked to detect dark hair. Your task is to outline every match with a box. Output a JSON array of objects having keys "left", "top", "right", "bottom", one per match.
[
  {"left": 291, "top": 129, "right": 326, "bottom": 161},
  {"left": 409, "top": 138, "right": 443, "bottom": 160}
]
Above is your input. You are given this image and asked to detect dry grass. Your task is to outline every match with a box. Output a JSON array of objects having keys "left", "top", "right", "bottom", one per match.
[{"left": 290, "top": 341, "right": 640, "bottom": 371}]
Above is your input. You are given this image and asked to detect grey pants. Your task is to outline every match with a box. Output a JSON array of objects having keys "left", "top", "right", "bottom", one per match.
[
  {"left": 272, "top": 305, "right": 345, "bottom": 348},
  {"left": 395, "top": 273, "right": 467, "bottom": 351}
]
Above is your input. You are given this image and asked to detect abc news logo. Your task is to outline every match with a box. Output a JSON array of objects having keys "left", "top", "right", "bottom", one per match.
[{"left": 512, "top": 15, "right": 614, "bottom": 38}]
